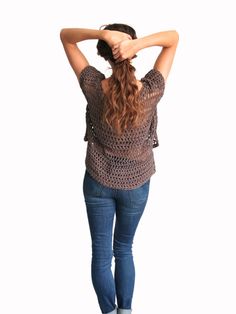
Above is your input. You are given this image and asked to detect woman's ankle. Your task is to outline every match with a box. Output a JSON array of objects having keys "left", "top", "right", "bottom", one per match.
[{"left": 117, "top": 309, "right": 132, "bottom": 314}]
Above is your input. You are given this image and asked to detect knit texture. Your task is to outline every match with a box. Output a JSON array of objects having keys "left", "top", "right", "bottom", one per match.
[{"left": 79, "top": 65, "right": 165, "bottom": 189}]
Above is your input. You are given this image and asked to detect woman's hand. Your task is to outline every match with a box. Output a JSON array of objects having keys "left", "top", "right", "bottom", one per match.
[
  {"left": 112, "top": 39, "right": 139, "bottom": 62},
  {"left": 104, "top": 30, "right": 132, "bottom": 50}
]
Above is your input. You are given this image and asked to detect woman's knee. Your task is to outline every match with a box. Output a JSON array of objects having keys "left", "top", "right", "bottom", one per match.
[
  {"left": 113, "top": 237, "right": 133, "bottom": 259},
  {"left": 92, "top": 247, "right": 113, "bottom": 269}
]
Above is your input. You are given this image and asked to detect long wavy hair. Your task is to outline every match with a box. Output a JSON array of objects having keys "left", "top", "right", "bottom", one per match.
[{"left": 97, "top": 23, "right": 144, "bottom": 136}]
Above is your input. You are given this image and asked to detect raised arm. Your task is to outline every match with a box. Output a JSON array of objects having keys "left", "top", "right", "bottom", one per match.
[
  {"left": 112, "top": 30, "right": 179, "bottom": 82},
  {"left": 60, "top": 28, "right": 131, "bottom": 79}
]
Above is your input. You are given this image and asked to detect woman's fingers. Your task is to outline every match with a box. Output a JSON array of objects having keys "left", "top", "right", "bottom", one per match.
[
  {"left": 112, "top": 45, "right": 119, "bottom": 52},
  {"left": 112, "top": 38, "right": 133, "bottom": 60},
  {"left": 112, "top": 46, "right": 121, "bottom": 59}
]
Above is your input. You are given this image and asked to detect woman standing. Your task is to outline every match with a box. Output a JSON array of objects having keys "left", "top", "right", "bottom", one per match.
[{"left": 60, "top": 23, "right": 179, "bottom": 314}]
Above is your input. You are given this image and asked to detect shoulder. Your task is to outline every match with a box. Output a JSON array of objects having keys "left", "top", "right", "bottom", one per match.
[
  {"left": 141, "top": 68, "right": 165, "bottom": 95},
  {"left": 78, "top": 65, "right": 105, "bottom": 89}
]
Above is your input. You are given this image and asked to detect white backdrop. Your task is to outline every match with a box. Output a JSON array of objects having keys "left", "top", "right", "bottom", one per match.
[{"left": 0, "top": 0, "right": 235, "bottom": 313}]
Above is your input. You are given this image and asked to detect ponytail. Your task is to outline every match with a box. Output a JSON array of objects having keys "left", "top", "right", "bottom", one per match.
[{"left": 102, "top": 60, "right": 144, "bottom": 136}]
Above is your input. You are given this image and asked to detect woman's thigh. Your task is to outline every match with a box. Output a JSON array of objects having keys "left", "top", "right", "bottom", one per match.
[
  {"left": 83, "top": 170, "right": 116, "bottom": 246},
  {"left": 114, "top": 179, "right": 150, "bottom": 241}
]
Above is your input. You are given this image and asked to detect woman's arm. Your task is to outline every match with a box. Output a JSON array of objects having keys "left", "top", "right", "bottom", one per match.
[
  {"left": 112, "top": 30, "right": 179, "bottom": 81},
  {"left": 60, "top": 28, "right": 131, "bottom": 78},
  {"left": 60, "top": 28, "right": 106, "bottom": 79}
]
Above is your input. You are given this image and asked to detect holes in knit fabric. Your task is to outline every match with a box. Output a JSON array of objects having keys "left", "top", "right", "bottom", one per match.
[{"left": 79, "top": 66, "right": 165, "bottom": 189}]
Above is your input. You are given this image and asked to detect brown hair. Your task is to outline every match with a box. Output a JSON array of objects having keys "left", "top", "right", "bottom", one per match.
[{"left": 97, "top": 23, "right": 144, "bottom": 136}]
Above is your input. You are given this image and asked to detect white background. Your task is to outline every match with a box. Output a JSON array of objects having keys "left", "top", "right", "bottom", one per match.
[{"left": 0, "top": 0, "right": 236, "bottom": 313}]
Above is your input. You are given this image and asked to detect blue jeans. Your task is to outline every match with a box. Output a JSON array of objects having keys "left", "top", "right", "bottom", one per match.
[{"left": 83, "top": 170, "right": 150, "bottom": 314}]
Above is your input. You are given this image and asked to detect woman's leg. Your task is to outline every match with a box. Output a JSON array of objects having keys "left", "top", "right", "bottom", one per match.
[
  {"left": 83, "top": 171, "right": 117, "bottom": 314},
  {"left": 113, "top": 179, "right": 150, "bottom": 313}
]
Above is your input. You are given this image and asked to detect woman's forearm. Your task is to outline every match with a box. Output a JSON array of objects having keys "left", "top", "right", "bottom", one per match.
[
  {"left": 60, "top": 28, "right": 107, "bottom": 44},
  {"left": 136, "top": 30, "right": 179, "bottom": 51}
]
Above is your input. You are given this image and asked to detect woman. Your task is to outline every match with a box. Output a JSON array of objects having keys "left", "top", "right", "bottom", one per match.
[{"left": 60, "top": 23, "right": 179, "bottom": 314}]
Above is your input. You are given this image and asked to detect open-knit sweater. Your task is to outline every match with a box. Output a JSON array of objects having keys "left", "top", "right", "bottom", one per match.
[{"left": 79, "top": 65, "right": 165, "bottom": 189}]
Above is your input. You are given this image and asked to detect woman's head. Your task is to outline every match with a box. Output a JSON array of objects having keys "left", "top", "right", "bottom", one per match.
[{"left": 97, "top": 23, "right": 137, "bottom": 62}]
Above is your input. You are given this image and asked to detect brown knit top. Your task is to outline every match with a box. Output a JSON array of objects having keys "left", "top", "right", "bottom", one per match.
[{"left": 79, "top": 65, "right": 165, "bottom": 189}]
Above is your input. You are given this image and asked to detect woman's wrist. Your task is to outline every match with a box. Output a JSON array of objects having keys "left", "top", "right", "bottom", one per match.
[
  {"left": 135, "top": 36, "right": 154, "bottom": 51},
  {"left": 132, "top": 38, "right": 141, "bottom": 55},
  {"left": 101, "top": 29, "right": 110, "bottom": 42}
]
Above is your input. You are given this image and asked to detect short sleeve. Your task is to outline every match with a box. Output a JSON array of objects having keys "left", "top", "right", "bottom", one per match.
[
  {"left": 78, "top": 65, "right": 105, "bottom": 97},
  {"left": 141, "top": 68, "right": 165, "bottom": 97}
]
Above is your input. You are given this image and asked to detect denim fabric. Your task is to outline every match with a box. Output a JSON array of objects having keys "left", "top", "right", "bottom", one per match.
[{"left": 83, "top": 170, "right": 150, "bottom": 314}]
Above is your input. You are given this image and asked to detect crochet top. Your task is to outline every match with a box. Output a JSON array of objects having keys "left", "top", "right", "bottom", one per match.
[{"left": 79, "top": 65, "right": 165, "bottom": 189}]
